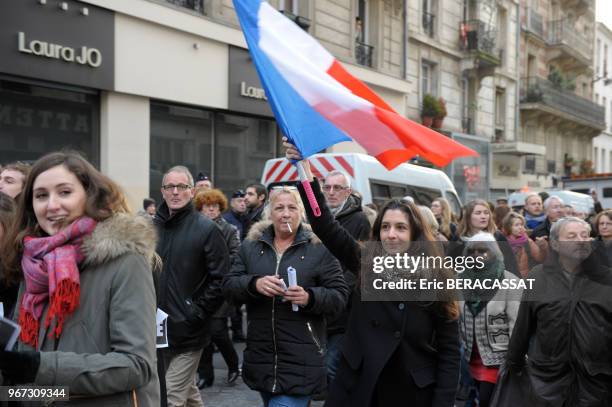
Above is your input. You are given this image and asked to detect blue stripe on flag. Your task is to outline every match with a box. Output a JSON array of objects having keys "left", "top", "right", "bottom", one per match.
[{"left": 233, "top": 0, "right": 350, "bottom": 158}]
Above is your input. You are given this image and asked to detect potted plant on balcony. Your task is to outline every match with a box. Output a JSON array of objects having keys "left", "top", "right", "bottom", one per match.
[
  {"left": 421, "top": 94, "right": 439, "bottom": 127},
  {"left": 432, "top": 97, "right": 447, "bottom": 129},
  {"left": 563, "top": 155, "right": 574, "bottom": 176},
  {"left": 579, "top": 159, "right": 594, "bottom": 176}
]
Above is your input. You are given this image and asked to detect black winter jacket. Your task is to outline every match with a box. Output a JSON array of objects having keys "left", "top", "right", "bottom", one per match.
[
  {"left": 530, "top": 217, "right": 552, "bottom": 240},
  {"left": 298, "top": 179, "right": 460, "bottom": 407},
  {"left": 507, "top": 254, "right": 612, "bottom": 406},
  {"left": 212, "top": 215, "right": 240, "bottom": 319},
  {"left": 223, "top": 221, "right": 349, "bottom": 396},
  {"left": 328, "top": 193, "right": 371, "bottom": 335},
  {"left": 154, "top": 201, "right": 230, "bottom": 351}
]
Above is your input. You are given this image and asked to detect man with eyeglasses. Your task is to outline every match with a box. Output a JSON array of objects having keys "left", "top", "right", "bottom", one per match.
[
  {"left": 154, "top": 165, "right": 229, "bottom": 407},
  {"left": 320, "top": 170, "right": 371, "bottom": 394}
]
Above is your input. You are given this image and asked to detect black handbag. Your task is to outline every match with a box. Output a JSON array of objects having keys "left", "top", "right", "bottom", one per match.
[{"left": 490, "top": 362, "right": 534, "bottom": 407}]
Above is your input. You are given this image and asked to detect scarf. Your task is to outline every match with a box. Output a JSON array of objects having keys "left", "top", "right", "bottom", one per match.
[
  {"left": 525, "top": 213, "right": 546, "bottom": 230},
  {"left": 506, "top": 233, "right": 529, "bottom": 255},
  {"left": 462, "top": 259, "right": 505, "bottom": 315},
  {"left": 19, "top": 217, "right": 97, "bottom": 349}
]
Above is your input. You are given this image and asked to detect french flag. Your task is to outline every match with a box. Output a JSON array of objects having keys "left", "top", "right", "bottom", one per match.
[{"left": 233, "top": 0, "right": 478, "bottom": 170}]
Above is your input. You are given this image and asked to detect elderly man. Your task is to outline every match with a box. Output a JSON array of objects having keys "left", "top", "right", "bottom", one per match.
[
  {"left": 155, "top": 165, "right": 229, "bottom": 407},
  {"left": 320, "top": 170, "right": 371, "bottom": 389},
  {"left": 530, "top": 196, "right": 564, "bottom": 240},
  {"left": 523, "top": 193, "right": 545, "bottom": 230},
  {"left": 507, "top": 217, "right": 612, "bottom": 406}
]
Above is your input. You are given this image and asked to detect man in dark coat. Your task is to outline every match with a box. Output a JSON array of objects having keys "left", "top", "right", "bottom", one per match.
[
  {"left": 321, "top": 170, "right": 371, "bottom": 386},
  {"left": 508, "top": 217, "right": 612, "bottom": 406},
  {"left": 244, "top": 183, "right": 267, "bottom": 237},
  {"left": 223, "top": 189, "right": 248, "bottom": 240},
  {"left": 530, "top": 195, "right": 564, "bottom": 240},
  {"left": 154, "top": 165, "right": 229, "bottom": 407}
]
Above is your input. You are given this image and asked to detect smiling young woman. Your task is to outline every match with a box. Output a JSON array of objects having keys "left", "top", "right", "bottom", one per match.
[{"left": 0, "top": 151, "right": 160, "bottom": 406}]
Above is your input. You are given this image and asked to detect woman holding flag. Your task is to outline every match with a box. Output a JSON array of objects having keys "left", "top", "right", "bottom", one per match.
[{"left": 285, "top": 141, "right": 460, "bottom": 407}]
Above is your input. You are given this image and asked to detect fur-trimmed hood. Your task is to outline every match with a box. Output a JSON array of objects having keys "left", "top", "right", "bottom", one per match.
[
  {"left": 81, "top": 213, "right": 159, "bottom": 269},
  {"left": 246, "top": 220, "right": 321, "bottom": 245}
]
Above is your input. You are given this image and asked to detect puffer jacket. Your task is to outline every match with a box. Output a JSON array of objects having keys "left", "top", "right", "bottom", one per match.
[
  {"left": 223, "top": 221, "right": 349, "bottom": 396},
  {"left": 154, "top": 201, "right": 229, "bottom": 352},
  {"left": 15, "top": 214, "right": 160, "bottom": 406},
  {"left": 212, "top": 215, "right": 240, "bottom": 319},
  {"left": 459, "top": 271, "right": 521, "bottom": 367}
]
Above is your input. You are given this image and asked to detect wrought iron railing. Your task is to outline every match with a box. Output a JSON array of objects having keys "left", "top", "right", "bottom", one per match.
[
  {"left": 460, "top": 20, "right": 499, "bottom": 59},
  {"left": 355, "top": 41, "right": 374, "bottom": 67},
  {"left": 422, "top": 12, "right": 435, "bottom": 38},
  {"left": 520, "top": 76, "right": 605, "bottom": 127},
  {"left": 547, "top": 19, "right": 591, "bottom": 61}
]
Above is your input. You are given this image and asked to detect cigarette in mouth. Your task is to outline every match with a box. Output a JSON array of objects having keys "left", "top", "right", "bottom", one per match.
[{"left": 287, "top": 222, "right": 292, "bottom": 233}]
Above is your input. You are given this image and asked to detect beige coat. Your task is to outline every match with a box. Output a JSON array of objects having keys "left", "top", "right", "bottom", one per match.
[{"left": 16, "top": 214, "right": 160, "bottom": 406}]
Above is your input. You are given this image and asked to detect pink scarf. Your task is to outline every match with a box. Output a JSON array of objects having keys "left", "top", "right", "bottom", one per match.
[
  {"left": 19, "top": 217, "right": 97, "bottom": 349},
  {"left": 506, "top": 233, "right": 529, "bottom": 255}
]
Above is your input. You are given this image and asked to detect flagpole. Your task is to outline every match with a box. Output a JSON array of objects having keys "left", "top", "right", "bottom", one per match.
[{"left": 296, "top": 161, "right": 321, "bottom": 217}]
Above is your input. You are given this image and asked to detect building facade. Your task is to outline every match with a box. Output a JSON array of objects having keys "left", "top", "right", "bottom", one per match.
[
  {"left": 593, "top": 21, "right": 612, "bottom": 174},
  {"left": 0, "top": 0, "right": 412, "bottom": 208},
  {"left": 492, "top": 0, "right": 605, "bottom": 195}
]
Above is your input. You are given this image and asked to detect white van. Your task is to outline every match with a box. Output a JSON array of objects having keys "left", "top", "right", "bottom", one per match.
[
  {"left": 562, "top": 175, "right": 612, "bottom": 210},
  {"left": 261, "top": 153, "right": 462, "bottom": 214}
]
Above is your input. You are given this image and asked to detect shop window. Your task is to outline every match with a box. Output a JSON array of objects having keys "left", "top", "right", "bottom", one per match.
[
  {"left": 149, "top": 102, "right": 213, "bottom": 203},
  {"left": 0, "top": 80, "right": 99, "bottom": 166}
]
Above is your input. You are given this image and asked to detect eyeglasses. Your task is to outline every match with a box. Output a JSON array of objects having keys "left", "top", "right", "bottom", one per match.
[
  {"left": 162, "top": 184, "right": 192, "bottom": 192},
  {"left": 322, "top": 185, "right": 349, "bottom": 192}
]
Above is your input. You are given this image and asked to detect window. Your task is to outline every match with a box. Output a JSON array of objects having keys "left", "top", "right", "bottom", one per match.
[
  {"left": 422, "top": 0, "right": 436, "bottom": 38},
  {"left": 369, "top": 180, "right": 441, "bottom": 208},
  {"left": 605, "top": 44, "right": 609, "bottom": 76},
  {"left": 602, "top": 148, "right": 607, "bottom": 173},
  {"left": 421, "top": 61, "right": 438, "bottom": 97},
  {"left": 594, "top": 147, "right": 599, "bottom": 170},
  {"left": 524, "top": 156, "right": 536, "bottom": 173},
  {"left": 495, "top": 88, "right": 506, "bottom": 132},
  {"left": 355, "top": 0, "right": 374, "bottom": 67},
  {"left": 603, "top": 187, "right": 612, "bottom": 198},
  {"left": 279, "top": 0, "right": 299, "bottom": 14},
  {"left": 0, "top": 80, "right": 99, "bottom": 166},
  {"left": 597, "top": 39, "right": 601, "bottom": 75},
  {"left": 165, "top": 0, "right": 205, "bottom": 14}
]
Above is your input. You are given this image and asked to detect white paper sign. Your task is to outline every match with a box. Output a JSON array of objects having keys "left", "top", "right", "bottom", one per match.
[{"left": 156, "top": 308, "right": 169, "bottom": 349}]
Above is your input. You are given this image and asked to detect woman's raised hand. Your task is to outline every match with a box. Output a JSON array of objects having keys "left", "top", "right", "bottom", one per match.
[{"left": 282, "top": 137, "right": 313, "bottom": 181}]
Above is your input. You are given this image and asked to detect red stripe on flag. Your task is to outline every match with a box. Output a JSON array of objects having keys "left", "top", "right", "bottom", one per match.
[
  {"left": 274, "top": 162, "right": 293, "bottom": 182},
  {"left": 327, "top": 60, "right": 395, "bottom": 113},
  {"left": 317, "top": 157, "right": 335, "bottom": 172},
  {"left": 372, "top": 107, "right": 478, "bottom": 168},
  {"left": 265, "top": 160, "right": 283, "bottom": 183},
  {"left": 334, "top": 156, "right": 354, "bottom": 178}
]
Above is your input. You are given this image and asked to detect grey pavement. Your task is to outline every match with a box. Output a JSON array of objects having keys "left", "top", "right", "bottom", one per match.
[{"left": 200, "top": 342, "right": 324, "bottom": 407}]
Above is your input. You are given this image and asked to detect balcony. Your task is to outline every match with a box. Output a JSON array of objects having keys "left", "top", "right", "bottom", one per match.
[
  {"left": 422, "top": 12, "right": 435, "bottom": 38},
  {"left": 280, "top": 10, "right": 311, "bottom": 31},
  {"left": 523, "top": 8, "right": 544, "bottom": 40},
  {"left": 520, "top": 76, "right": 605, "bottom": 130},
  {"left": 165, "top": 0, "right": 205, "bottom": 14},
  {"left": 460, "top": 20, "right": 501, "bottom": 72},
  {"left": 491, "top": 141, "right": 546, "bottom": 156},
  {"left": 547, "top": 19, "right": 592, "bottom": 67},
  {"left": 355, "top": 41, "right": 374, "bottom": 68}
]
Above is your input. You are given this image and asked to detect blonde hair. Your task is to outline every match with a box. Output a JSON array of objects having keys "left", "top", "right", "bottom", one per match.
[{"left": 263, "top": 187, "right": 306, "bottom": 223}]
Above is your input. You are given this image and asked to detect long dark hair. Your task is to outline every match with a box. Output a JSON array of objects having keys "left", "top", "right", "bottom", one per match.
[
  {"left": 370, "top": 199, "right": 459, "bottom": 320},
  {"left": 0, "top": 151, "right": 130, "bottom": 284}
]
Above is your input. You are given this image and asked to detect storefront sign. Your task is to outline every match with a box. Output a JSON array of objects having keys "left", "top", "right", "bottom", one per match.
[
  {"left": 228, "top": 46, "right": 273, "bottom": 117},
  {"left": 18, "top": 32, "right": 102, "bottom": 68},
  {"left": 0, "top": 0, "right": 114, "bottom": 90}
]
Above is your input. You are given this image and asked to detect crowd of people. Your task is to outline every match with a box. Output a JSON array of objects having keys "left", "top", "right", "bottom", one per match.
[{"left": 0, "top": 147, "right": 610, "bottom": 407}]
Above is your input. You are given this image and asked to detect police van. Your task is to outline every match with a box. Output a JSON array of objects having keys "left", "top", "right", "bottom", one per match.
[
  {"left": 261, "top": 153, "right": 462, "bottom": 214},
  {"left": 562, "top": 174, "right": 612, "bottom": 210}
]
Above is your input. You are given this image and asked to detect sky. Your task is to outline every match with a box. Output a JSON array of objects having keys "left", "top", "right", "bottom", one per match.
[{"left": 597, "top": 0, "right": 612, "bottom": 28}]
